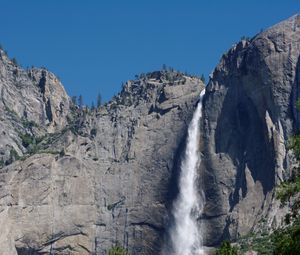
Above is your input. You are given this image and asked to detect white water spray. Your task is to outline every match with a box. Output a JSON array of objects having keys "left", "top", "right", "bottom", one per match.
[{"left": 167, "top": 89, "right": 206, "bottom": 255}]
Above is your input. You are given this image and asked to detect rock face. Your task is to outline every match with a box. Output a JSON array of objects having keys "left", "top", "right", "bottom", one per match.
[
  {"left": 201, "top": 14, "right": 300, "bottom": 245},
  {"left": 0, "top": 63, "right": 203, "bottom": 254},
  {"left": 0, "top": 49, "right": 70, "bottom": 165}
]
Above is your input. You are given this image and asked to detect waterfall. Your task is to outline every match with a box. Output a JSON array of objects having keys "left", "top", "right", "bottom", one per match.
[{"left": 165, "top": 88, "right": 206, "bottom": 255}]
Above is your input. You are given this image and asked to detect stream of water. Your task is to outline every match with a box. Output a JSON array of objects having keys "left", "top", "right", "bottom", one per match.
[{"left": 166, "top": 89, "right": 206, "bottom": 255}]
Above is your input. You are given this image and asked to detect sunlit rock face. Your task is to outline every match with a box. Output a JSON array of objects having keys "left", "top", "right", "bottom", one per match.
[
  {"left": 0, "top": 62, "right": 204, "bottom": 255},
  {"left": 0, "top": 50, "right": 71, "bottom": 165},
  {"left": 201, "top": 14, "right": 300, "bottom": 246}
]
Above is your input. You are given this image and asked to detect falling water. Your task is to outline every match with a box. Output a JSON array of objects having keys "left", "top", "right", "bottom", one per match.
[{"left": 166, "top": 89, "right": 206, "bottom": 255}]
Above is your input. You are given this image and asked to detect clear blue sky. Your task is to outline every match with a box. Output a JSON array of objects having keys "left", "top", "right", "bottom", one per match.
[{"left": 0, "top": 0, "right": 299, "bottom": 104}]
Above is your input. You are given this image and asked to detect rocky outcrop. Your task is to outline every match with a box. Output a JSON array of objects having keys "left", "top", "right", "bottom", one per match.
[
  {"left": 0, "top": 49, "right": 70, "bottom": 165},
  {"left": 200, "top": 14, "right": 300, "bottom": 246},
  {"left": 0, "top": 65, "right": 204, "bottom": 254}
]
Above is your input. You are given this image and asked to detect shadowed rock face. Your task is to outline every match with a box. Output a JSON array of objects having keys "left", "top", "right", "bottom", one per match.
[
  {"left": 201, "top": 14, "right": 300, "bottom": 245},
  {"left": 0, "top": 60, "right": 204, "bottom": 255}
]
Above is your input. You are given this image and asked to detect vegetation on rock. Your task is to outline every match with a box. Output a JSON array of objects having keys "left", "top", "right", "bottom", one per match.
[
  {"left": 216, "top": 240, "right": 238, "bottom": 255},
  {"left": 107, "top": 245, "right": 128, "bottom": 255},
  {"left": 273, "top": 217, "right": 300, "bottom": 255},
  {"left": 276, "top": 176, "right": 300, "bottom": 204}
]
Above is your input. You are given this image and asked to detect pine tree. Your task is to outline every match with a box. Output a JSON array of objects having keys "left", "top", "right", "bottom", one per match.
[
  {"left": 97, "top": 93, "right": 102, "bottom": 108},
  {"left": 12, "top": 57, "right": 18, "bottom": 66},
  {"left": 200, "top": 74, "right": 206, "bottom": 83},
  {"left": 71, "top": 96, "right": 77, "bottom": 106},
  {"left": 78, "top": 95, "right": 83, "bottom": 109},
  {"left": 91, "top": 101, "right": 95, "bottom": 111}
]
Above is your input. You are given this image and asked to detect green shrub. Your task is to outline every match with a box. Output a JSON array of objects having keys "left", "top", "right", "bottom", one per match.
[
  {"left": 276, "top": 177, "right": 300, "bottom": 203},
  {"left": 288, "top": 134, "right": 300, "bottom": 159},
  {"left": 273, "top": 217, "right": 300, "bottom": 255},
  {"left": 107, "top": 245, "right": 128, "bottom": 255},
  {"left": 237, "top": 218, "right": 300, "bottom": 255},
  {"left": 250, "top": 235, "right": 274, "bottom": 255},
  {"left": 216, "top": 240, "right": 237, "bottom": 255},
  {"left": 20, "top": 133, "right": 36, "bottom": 148},
  {"left": 22, "top": 118, "right": 38, "bottom": 129}
]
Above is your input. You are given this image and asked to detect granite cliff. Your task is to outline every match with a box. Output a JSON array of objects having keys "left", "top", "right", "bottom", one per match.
[
  {"left": 201, "top": 13, "right": 300, "bottom": 246},
  {"left": 0, "top": 13, "right": 300, "bottom": 255},
  {"left": 0, "top": 55, "right": 204, "bottom": 254}
]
